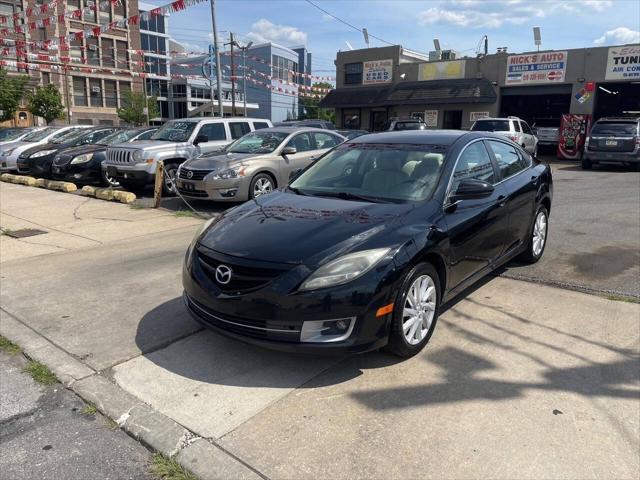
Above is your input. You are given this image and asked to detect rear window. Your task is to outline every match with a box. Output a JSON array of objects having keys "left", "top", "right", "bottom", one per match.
[
  {"left": 591, "top": 122, "right": 638, "bottom": 135},
  {"left": 229, "top": 122, "right": 251, "bottom": 139},
  {"left": 252, "top": 122, "right": 270, "bottom": 130},
  {"left": 394, "top": 122, "right": 425, "bottom": 131},
  {"left": 472, "top": 120, "right": 512, "bottom": 132}
]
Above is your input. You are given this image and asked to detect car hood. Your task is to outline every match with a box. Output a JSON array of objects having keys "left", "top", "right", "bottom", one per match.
[
  {"left": 111, "top": 140, "right": 187, "bottom": 152},
  {"left": 58, "top": 144, "right": 106, "bottom": 157},
  {"left": 184, "top": 152, "right": 267, "bottom": 170},
  {"left": 199, "top": 190, "right": 418, "bottom": 266}
]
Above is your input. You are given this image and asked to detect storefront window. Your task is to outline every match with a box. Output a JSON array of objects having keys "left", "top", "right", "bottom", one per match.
[
  {"left": 343, "top": 109, "right": 361, "bottom": 129},
  {"left": 344, "top": 63, "right": 363, "bottom": 84}
]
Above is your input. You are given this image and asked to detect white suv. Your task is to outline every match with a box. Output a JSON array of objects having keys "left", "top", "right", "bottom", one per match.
[{"left": 471, "top": 116, "right": 539, "bottom": 156}]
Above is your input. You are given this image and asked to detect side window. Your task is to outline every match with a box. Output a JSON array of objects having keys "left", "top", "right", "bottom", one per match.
[
  {"left": 286, "top": 133, "right": 313, "bottom": 152},
  {"left": 136, "top": 129, "right": 155, "bottom": 140},
  {"left": 312, "top": 132, "right": 341, "bottom": 150},
  {"left": 451, "top": 141, "right": 496, "bottom": 191},
  {"left": 198, "top": 123, "right": 226, "bottom": 142},
  {"left": 513, "top": 120, "right": 521, "bottom": 132},
  {"left": 252, "top": 121, "right": 270, "bottom": 130},
  {"left": 229, "top": 122, "right": 251, "bottom": 139},
  {"left": 487, "top": 140, "right": 527, "bottom": 179},
  {"left": 90, "top": 129, "right": 115, "bottom": 143},
  {"left": 521, "top": 122, "right": 533, "bottom": 135}
]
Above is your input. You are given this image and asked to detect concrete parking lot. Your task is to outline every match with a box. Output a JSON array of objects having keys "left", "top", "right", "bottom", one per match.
[{"left": 1, "top": 160, "right": 639, "bottom": 479}]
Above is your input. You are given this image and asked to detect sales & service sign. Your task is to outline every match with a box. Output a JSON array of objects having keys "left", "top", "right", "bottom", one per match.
[
  {"left": 605, "top": 45, "right": 640, "bottom": 80},
  {"left": 505, "top": 51, "right": 567, "bottom": 85}
]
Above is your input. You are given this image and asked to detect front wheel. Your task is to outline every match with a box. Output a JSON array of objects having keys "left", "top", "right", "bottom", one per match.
[
  {"left": 162, "top": 162, "right": 179, "bottom": 196},
  {"left": 519, "top": 206, "right": 549, "bottom": 264},
  {"left": 101, "top": 168, "right": 120, "bottom": 188},
  {"left": 249, "top": 173, "right": 275, "bottom": 199},
  {"left": 385, "top": 262, "right": 441, "bottom": 358}
]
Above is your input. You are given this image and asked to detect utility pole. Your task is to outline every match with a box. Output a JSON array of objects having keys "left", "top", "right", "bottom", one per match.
[
  {"left": 208, "top": 0, "right": 224, "bottom": 117},
  {"left": 63, "top": 67, "right": 71, "bottom": 124},
  {"left": 229, "top": 32, "right": 236, "bottom": 116},
  {"left": 232, "top": 39, "right": 253, "bottom": 117},
  {"left": 143, "top": 77, "right": 150, "bottom": 126},
  {"left": 208, "top": 44, "right": 216, "bottom": 116}
]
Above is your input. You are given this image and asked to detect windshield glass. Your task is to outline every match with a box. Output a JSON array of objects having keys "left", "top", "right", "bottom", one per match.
[
  {"left": 290, "top": 143, "right": 447, "bottom": 203},
  {"left": 591, "top": 122, "right": 637, "bottom": 135},
  {"left": 0, "top": 128, "right": 26, "bottom": 141},
  {"left": 151, "top": 121, "right": 197, "bottom": 142},
  {"left": 23, "top": 127, "right": 57, "bottom": 142},
  {"left": 226, "top": 132, "right": 288, "bottom": 154},
  {"left": 472, "top": 120, "right": 511, "bottom": 132},
  {"left": 50, "top": 128, "right": 86, "bottom": 144},
  {"left": 99, "top": 129, "right": 143, "bottom": 145}
]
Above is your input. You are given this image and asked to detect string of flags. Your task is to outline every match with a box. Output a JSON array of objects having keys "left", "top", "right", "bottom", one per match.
[{"left": 0, "top": 0, "right": 65, "bottom": 24}]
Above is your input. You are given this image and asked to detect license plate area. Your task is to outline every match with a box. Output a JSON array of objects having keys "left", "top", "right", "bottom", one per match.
[{"left": 605, "top": 139, "right": 618, "bottom": 146}]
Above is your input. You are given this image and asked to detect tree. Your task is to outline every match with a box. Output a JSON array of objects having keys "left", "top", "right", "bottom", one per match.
[
  {"left": 117, "top": 90, "right": 159, "bottom": 126},
  {"left": 0, "top": 69, "right": 28, "bottom": 123},
  {"left": 28, "top": 83, "right": 66, "bottom": 124},
  {"left": 300, "top": 82, "right": 335, "bottom": 123}
]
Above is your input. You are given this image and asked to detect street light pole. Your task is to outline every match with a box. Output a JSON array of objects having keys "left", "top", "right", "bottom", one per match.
[{"left": 208, "top": 0, "right": 224, "bottom": 117}]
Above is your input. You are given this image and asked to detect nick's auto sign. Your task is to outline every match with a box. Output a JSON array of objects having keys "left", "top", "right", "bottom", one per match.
[
  {"left": 605, "top": 45, "right": 640, "bottom": 80},
  {"left": 505, "top": 51, "right": 567, "bottom": 85}
]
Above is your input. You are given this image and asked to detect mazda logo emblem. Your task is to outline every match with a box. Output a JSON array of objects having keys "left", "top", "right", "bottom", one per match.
[
  {"left": 186, "top": 170, "right": 194, "bottom": 179},
  {"left": 215, "top": 264, "right": 232, "bottom": 285}
]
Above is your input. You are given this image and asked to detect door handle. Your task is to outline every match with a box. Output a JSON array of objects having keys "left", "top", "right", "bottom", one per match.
[{"left": 496, "top": 195, "right": 507, "bottom": 207}]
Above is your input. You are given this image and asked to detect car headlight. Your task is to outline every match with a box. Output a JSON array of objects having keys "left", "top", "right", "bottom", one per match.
[
  {"left": 132, "top": 150, "right": 143, "bottom": 162},
  {"left": 299, "top": 248, "right": 391, "bottom": 291},
  {"left": 212, "top": 167, "right": 245, "bottom": 179},
  {"left": 30, "top": 149, "right": 57, "bottom": 158},
  {"left": 70, "top": 152, "right": 94, "bottom": 164},
  {"left": 189, "top": 216, "right": 218, "bottom": 253},
  {"left": 2, "top": 148, "right": 16, "bottom": 156}
]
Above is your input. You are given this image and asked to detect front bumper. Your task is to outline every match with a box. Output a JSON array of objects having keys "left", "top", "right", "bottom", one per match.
[
  {"left": 182, "top": 245, "right": 398, "bottom": 354},
  {"left": 16, "top": 156, "right": 54, "bottom": 177},
  {"left": 176, "top": 176, "right": 250, "bottom": 202},
  {"left": 52, "top": 161, "right": 103, "bottom": 184},
  {"left": 584, "top": 150, "right": 640, "bottom": 163},
  {"left": 105, "top": 164, "right": 154, "bottom": 186}
]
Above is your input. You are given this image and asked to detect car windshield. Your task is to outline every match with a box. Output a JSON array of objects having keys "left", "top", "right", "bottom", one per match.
[
  {"left": 23, "top": 127, "right": 57, "bottom": 142},
  {"left": 0, "top": 129, "right": 26, "bottom": 141},
  {"left": 290, "top": 143, "right": 447, "bottom": 203},
  {"left": 591, "top": 122, "right": 637, "bottom": 135},
  {"left": 226, "top": 132, "right": 289, "bottom": 153},
  {"left": 151, "top": 121, "right": 197, "bottom": 142},
  {"left": 98, "top": 129, "right": 144, "bottom": 145},
  {"left": 472, "top": 120, "right": 511, "bottom": 132},
  {"left": 50, "top": 128, "right": 86, "bottom": 144},
  {"left": 395, "top": 122, "right": 425, "bottom": 131}
]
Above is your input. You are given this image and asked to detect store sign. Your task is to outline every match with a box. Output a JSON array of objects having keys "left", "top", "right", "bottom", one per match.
[
  {"left": 419, "top": 60, "right": 465, "bottom": 81},
  {"left": 505, "top": 51, "right": 567, "bottom": 85},
  {"left": 470, "top": 111, "right": 490, "bottom": 122},
  {"left": 424, "top": 110, "right": 438, "bottom": 128},
  {"left": 363, "top": 59, "right": 393, "bottom": 84},
  {"left": 605, "top": 45, "right": 640, "bottom": 80}
]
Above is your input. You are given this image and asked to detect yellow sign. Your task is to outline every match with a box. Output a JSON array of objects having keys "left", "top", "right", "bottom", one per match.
[{"left": 419, "top": 60, "right": 465, "bottom": 81}]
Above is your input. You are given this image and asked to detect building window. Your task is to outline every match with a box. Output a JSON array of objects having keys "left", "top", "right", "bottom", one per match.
[
  {"left": 159, "top": 101, "right": 169, "bottom": 118},
  {"left": 66, "top": 0, "right": 80, "bottom": 11},
  {"left": 70, "top": 35, "right": 82, "bottom": 61},
  {"left": 118, "top": 82, "right": 131, "bottom": 107},
  {"left": 116, "top": 40, "right": 128, "bottom": 68},
  {"left": 114, "top": 0, "right": 125, "bottom": 18},
  {"left": 146, "top": 79, "right": 168, "bottom": 97},
  {"left": 343, "top": 109, "right": 361, "bottom": 129},
  {"left": 104, "top": 80, "right": 117, "bottom": 108},
  {"left": 89, "top": 78, "right": 102, "bottom": 107},
  {"left": 145, "top": 57, "right": 167, "bottom": 75},
  {"left": 172, "top": 84, "right": 186, "bottom": 97},
  {"left": 271, "top": 54, "right": 297, "bottom": 82},
  {"left": 141, "top": 12, "right": 165, "bottom": 34},
  {"left": 102, "top": 39, "right": 115, "bottom": 67},
  {"left": 42, "top": 72, "right": 50, "bottom": 84},
  {"left": 82, "top": 0, "right": 96, "bottom": 23},
  {"left": 98, "top": 1, "right": 111, "bottom": 23},
  {"left": 173, "top": 101, "right": 187, "bottom": 118},
  {"left": 73, "top": 77, "right": 87, "bottom": 106},
  {"left": 33, "top": 27, "right": 46, "bottom": 42},
  {"left": 86, "top": 37, "right": 99, "bottom": 66},
  {"left": 344, "top": 63, "right": 363, "bottom": 85}
]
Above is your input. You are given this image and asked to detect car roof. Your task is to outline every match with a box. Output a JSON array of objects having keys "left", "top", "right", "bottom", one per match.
[
  {"left": 169, "top": 117, "right": 270, "bottom": 123},
  {"left": 595, "top": 117, "right": 639, "bottom": 122},
  {"left": 252, "top": 126, "right": 342, "bottom": 134},
  {"left": 349, "top": 130, "right": 468, "bottom": 145}
]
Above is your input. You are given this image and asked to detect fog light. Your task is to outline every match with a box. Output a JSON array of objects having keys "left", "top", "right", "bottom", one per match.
[
  {"left": 300, "top": 317, "right": 355, "bottom": 343},
  {"left": 74, "top": 173, "right": 82, "bottom": 179},
  {"left": 220, "top": 188, "right": 238, "bottom": 198}
]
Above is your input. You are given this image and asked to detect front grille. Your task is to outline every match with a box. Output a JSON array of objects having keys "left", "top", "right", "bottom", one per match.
[
  {"left": 106, "top": 148, "right": 134, "bottom": 164},
  {"left": 185, "top": 295, "right": 300, "bottom": 341},
  {"left": 179, "top": 168, "right": 213, "bottom": 180},
  {"left": 178, "top": 187, "right": 209, "bottom": 197},
  {"left": 53, "top": 155, "right": 72, "bottom": 166},
  {"left": 196, "top": 247, "right": 290, "bottom": 293}
]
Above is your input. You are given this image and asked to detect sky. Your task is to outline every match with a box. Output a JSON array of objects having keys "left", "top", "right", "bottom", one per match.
[{"left": 152, "top": 0, "right": 640, "bottom": 75}]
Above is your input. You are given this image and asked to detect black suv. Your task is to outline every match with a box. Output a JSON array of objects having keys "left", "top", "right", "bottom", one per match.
[{"left": 583, "top": 117, "right": 640, "bottom": 169}]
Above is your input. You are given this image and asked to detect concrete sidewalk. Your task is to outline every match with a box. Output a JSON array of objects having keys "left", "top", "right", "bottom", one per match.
[{"left": 1, "top": 182, "right": 639, "bottom": 479}]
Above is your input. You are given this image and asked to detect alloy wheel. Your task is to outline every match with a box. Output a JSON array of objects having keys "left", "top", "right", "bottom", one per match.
[
  {"left": 402, "top": 274, "right": 437, "bottom": 345},
  {"left": 164, "top": 167, "right": 177, "bottom": 194},
  {"left": 253, "top": 177, "right": 273, "bottom": 197},
  {"left": 532, "top": 210, "right": 547, "bottom": 257}
]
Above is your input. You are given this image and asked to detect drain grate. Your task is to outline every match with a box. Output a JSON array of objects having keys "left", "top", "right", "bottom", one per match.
[{"left": 4, "top": 228, "right": 48, "bottom": 238}]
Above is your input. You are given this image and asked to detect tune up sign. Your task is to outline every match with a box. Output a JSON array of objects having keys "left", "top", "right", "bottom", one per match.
[
  {"left": 505, "top": 51, "right": 568, "bottom": 85},
  {"left": 605, "top": 45, "right": 640, "bottom": 80}
]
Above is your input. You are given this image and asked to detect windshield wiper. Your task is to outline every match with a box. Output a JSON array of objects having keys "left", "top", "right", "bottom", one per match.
[
  {"left": 287, "top": 186, "right": 309, "bottom": 196},
  {"left": 313, "top": 191, "right": 394, "bottom": 203}
]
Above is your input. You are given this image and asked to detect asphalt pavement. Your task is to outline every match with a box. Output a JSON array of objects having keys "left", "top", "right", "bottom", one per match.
[{"left": 0, "top": 350, "right": 153, "bottom": 480}]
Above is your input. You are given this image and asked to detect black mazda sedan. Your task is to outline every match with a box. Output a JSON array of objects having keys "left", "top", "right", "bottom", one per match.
[
  {"left": 52, "top": 127, "right": 157, "bottom": 186},
  {"left": 183, "top": 131, "right": 552, "bottom": 357},
  {"left": 17, "top": 127, "right": 118, "bottom": 178}
]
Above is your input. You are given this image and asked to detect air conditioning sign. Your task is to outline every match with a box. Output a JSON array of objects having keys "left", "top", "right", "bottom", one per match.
[
  {"left": 505, "top": 51, "right": 567, "bottom": 85},
  {"left": 605, "top": 45, "right": 640, "bottom": 80}
]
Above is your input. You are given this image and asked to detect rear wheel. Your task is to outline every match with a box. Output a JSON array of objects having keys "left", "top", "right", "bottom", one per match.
[
  {"left": 519, "top": 206, "right": 549, "bottom": 264},
  {"left": 385, "top": 262, "right": 440, "bottom": 358}
]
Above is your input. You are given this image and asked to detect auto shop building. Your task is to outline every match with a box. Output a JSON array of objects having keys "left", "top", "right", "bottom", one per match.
[{"left": 320, "top": 43, "right": 640, "bottom": 132}]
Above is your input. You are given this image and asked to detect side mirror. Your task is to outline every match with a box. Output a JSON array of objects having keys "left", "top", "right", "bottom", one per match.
[
  {"left": 194, "top": 134, "right": 208, "bottom": 146},
  {"left": 281, "top": 146, "right": 297, "bottom": 156},
  {"left": 289, "top": 168, "right": 303, "bottom": 181},
  {"left": 451, "top": 178, "right": 494, "bottom": 202}
]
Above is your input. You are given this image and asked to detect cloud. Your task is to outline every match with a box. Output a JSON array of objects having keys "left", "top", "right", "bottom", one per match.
[
  {"left": 418, "top": 7, "right": 526, "bottom": 28},
  {"left": 246, "top": 19, "right": 307, "bottom": 46},
  {"left": 582, "top": 1, "right": 613, "bottom": 12},
  {"left": 594, "top": 27, "right": 640, "bottom": 45}
]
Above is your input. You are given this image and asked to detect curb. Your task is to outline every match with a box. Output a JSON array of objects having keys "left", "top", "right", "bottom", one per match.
[
  {"left": 0, "top": 308, "right": 262, "bottom": 480},
  {"left": 0, "top": 173, "right": 136, "bottom": 204}
]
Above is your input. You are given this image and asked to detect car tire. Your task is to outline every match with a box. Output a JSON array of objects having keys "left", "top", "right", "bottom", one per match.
[
  {"left": 385, "top": 262, "right": 441, "bottom": 358},
  {"left": 519, "top": 205, "right": 549, "bottom": 264},
  {"left": 249, "top": 173, "right": 275, "bottom": 199},
  {"left": 101, "top": 168, "right": 120, "bottom": 188},
  {"left": 581, "top": 157, "right": 592, "bottom": 169},
  {"left": 162, "top": 162, "right": 179, "bottom": 197}
]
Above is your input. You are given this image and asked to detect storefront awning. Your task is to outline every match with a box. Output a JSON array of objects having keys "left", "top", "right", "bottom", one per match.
[{"left": 320, "top": 78, "right": 497, "bottom": 108}]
